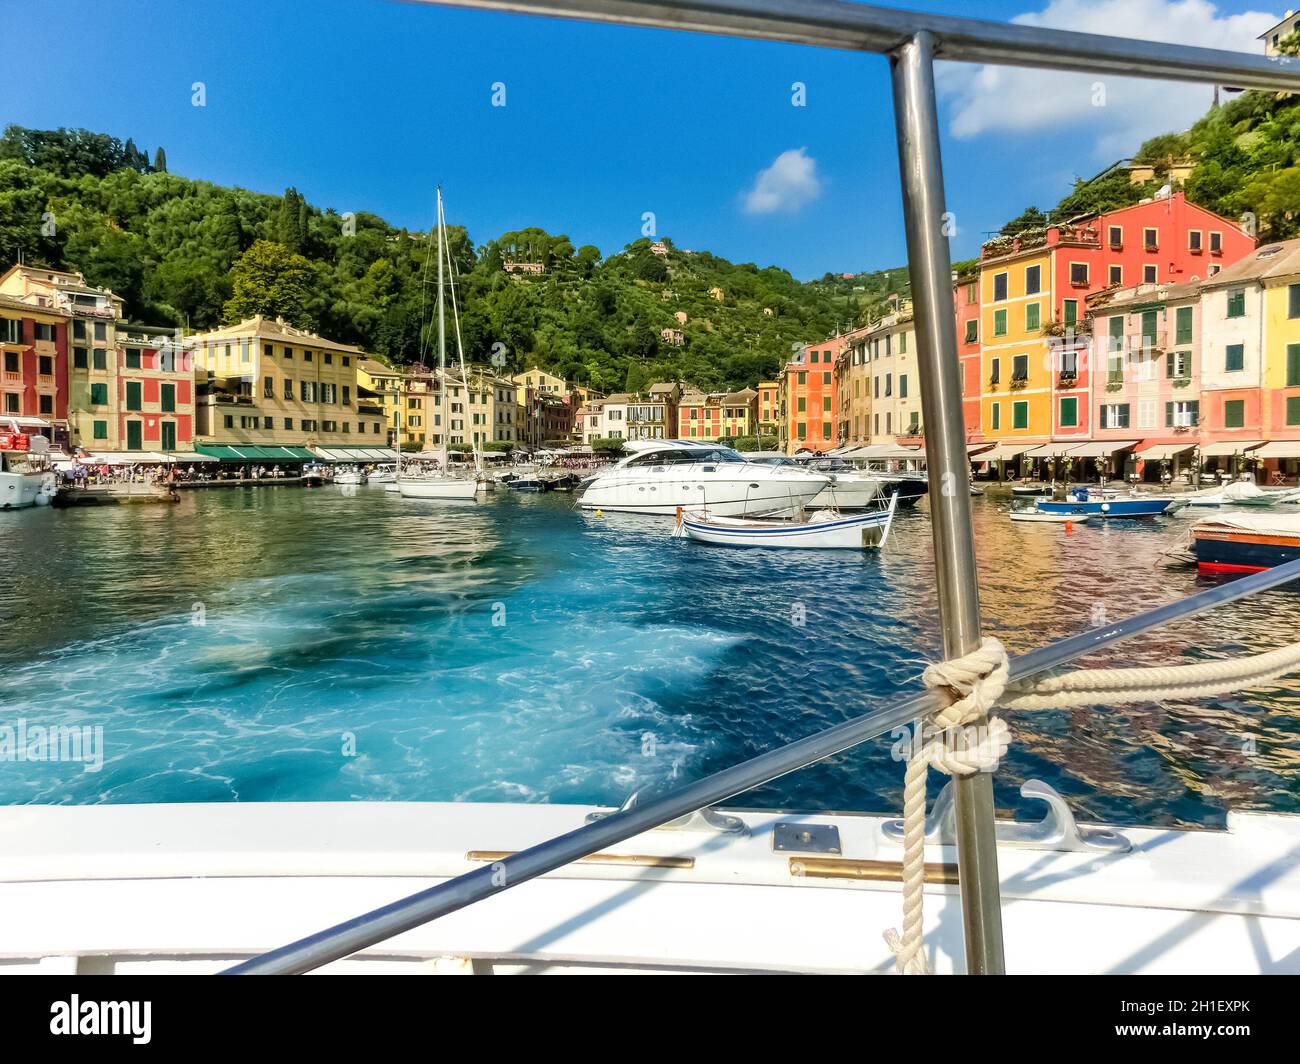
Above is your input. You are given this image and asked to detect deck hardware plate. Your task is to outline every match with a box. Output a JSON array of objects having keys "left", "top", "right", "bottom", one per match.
[
  {"left": 773, "top": 822, "right": 842, "bottom": 855},
  {"left": 880, "top": 778, "right": 1131, "bottom": 854}
]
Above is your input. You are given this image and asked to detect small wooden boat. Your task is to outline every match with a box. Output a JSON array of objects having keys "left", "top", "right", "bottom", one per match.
[
  {"left": 1188, "top": 512, "right": 1300, "bottom": 574},
  {"left": 675, "top": 494, "right": 897, "bottom": 549},
  {"left": 1009, "top": 509, "right": 1089, "bottom": 524}
]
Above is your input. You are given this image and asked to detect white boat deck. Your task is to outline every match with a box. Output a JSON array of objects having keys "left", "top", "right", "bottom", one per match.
[{"left": 1, "top": 801, "right": 1297, "bottom": 974}]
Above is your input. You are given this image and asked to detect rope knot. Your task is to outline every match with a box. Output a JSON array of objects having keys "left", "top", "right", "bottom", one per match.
[{"left": 917, "top": 637, "right": 1011, "bottom": 778}]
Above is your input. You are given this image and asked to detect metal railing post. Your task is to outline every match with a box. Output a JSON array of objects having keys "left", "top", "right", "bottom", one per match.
[{"left": 889, "top": 30, "right": 1005, "bottom": 974}]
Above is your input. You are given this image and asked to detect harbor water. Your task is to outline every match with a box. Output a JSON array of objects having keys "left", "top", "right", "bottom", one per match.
[{"left": 0, "top": 485, "right": 1296, "bottom": 827}]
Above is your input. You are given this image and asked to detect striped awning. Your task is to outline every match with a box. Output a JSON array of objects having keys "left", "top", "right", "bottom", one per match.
[
  {"left": 975, "top": 443, "right": 1034, "bottom": 462},
  {"left": 194, "top": 444, "right": 317, "bottom": 462},
  {"left": 1062, "top": 439, "right": 1139, "bottom": 458},
  {"left": 312, "top": 446, "right": 399, "bottom": 462}
]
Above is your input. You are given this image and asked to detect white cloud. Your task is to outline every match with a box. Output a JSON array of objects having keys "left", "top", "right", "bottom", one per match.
[
  {"left": 939, "top": 0, "right": 1279, "bottom": 158},
  {"left": 742, "top": 148, "right": 823, "bottom": 215}
]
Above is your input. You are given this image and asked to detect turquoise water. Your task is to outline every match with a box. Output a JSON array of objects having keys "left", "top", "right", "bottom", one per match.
[{"left": 0, "top": 484, "right": 1296, "bottom": 827}]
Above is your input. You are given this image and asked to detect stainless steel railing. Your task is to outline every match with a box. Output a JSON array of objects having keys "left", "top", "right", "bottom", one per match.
[
  {"left": 223, "top": 555, "right": 1300, "bottom": 974},
  {"left": 223, "top": 0, "right": 1300, "bottom": 973}
]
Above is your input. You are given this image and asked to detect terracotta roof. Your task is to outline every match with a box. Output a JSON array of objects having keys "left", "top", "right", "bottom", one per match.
[
  {"left": 1199, "top": 238, "right": 1300, "bottom": 289},
  {"left": 187, "top": 315, "right": 367, "bottom": 355}
]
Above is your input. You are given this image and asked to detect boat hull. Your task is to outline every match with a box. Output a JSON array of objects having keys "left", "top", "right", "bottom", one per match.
[
  {"left": 397, "top": 479, "right": 478, "bottom": 500},
  {"left": 1010, "top": 511, "right": 1090, "bottom": 524},
  {"left": 680, "top": 499, "right": 896, "bottom": 549},
  {"left": 1035, "top": 497, "right": 1173, "bottom": 518},
  {"left": 1191, "top": 530, "right": 1300, "bottom": 574},
  {"left": 580, "top": 471, "right": 829, "bottom": 516},
  {"left": 0, "top": 470, "right": 44, "bottom": 510}
]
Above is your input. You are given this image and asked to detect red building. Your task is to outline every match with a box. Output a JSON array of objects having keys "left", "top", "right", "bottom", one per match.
[
  {"left": 116, "top": 331, "right": 195, "bottom": 452},
  {"left": 953, "top": 267, "right": 982, "bottom": 441},
  {"left": 0, "top": 292, "right": 70, "bottom": 449}
]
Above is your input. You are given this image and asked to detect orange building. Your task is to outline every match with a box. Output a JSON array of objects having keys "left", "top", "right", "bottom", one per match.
[{"left": 780, "top": 327, "right": 867, "bottom": 453}]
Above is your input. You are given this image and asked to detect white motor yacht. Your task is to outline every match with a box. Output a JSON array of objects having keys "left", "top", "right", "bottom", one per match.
[
  {"left": 0, "top": 426, "right": 53, "bottom": 510},
  {"left": 578, "top": 441, "right": 830, "bottom": 516}
]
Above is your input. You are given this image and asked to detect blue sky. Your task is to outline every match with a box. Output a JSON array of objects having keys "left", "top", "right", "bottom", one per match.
[{"left": 1, "top": 0, "right": 1285, "bottom": 278}]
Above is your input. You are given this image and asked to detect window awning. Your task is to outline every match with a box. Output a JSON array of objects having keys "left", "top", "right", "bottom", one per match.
[
  {"left": 0, "top": 416, "right": 52, "bottom": 429},
  {"left": 1020, "top": 443, "right": 1077, "bottom": 458},
  {"left": 974, "top": 443, "right": 1033, "bottom": 462},
  {"left": 1062, "top": 439, "right": 1139, "bottom": 458},
  {"left": 1199, "top": 440, "right": 1265, "bottom": 457},
  {"left": 312, "top": 445, "right": 399, "bottom": 462},
  {"left": 195, "top": 444, "right": 316, "bottom": 462},
  {"left": 1136, "top": 442, "right": 1195, "bottom": 460},
  {"left": 1254, "top": 440, "right": 1300, "bottom": 459}
]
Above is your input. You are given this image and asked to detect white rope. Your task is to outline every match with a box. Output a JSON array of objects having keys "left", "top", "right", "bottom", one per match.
[{"left": 884, "top": 635, "right": 1300, "bottom": 975}]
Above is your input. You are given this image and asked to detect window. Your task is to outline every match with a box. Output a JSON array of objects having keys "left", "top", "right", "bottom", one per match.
[
  {"left": 1063, "top": 299, "right": 1078, "bottom": 325},
  {"left": 1099, "top": 403, "right": 1130, "bottom": 429},
  {"left": 73, "top": 320, "right": 85, "bottom": 340},
  {"left": 1138, "top": 399, "right": 1157, "bottom": 428},
  {"left": 1059, "top": 397, "right": 1078, "bottom": 427},
  {"left": 1166, "top": 351, "right": 1191, "bottom": 379},
  {"left": 3, "top": 393, "right": 15, "bottom": 413},
  {"left": 1175, "top": 306, "right": 1193, "bottom": 344},
  {"left": 1108, "top": 265, "right": 1122, "bottom": 286},
  {"left": 38, "top": 355, "right": 52, "bottom": 376},
  {"left": 823, "top": 396, "right": 831, "bottom": 412},
  {"left": 1209, "top": 264, "right": 1221, "bottom": 276},
  {"left": 1108, "top": 225, "right": 1123, "bottom": 249},
  {"left": 989, "top": 357, "right": 1000, "bottom": 384},
  {"left": 1070, "top": 262, "right": 1088, "bottom": 286},
  {"left": 822, "top": 372, "right": 831, "bottom": 386},
  {"left": 1288, "top": 396, "right": 1300, "bottom": 426},
  {"left": 1189, "top": 230, "right": 1202, "bottom": 252},
  {"left": 93, "top": 420, "right": 107, "bottom": 439},
  {"left": 993, "top": 309, "right": 1007, "bottom": 336},
  {"left": 993, "top": 272, "right": 1008, "bottom": 301},
  {"left": 797, "top": 371, "right": 806, "bottom": 385},
  {"left": 125, "top": 381, "right": 142, "bottom": 411},
  {"left": 284, "top": 378, "right": 294, "bottom": 400},
  {"left": 1225, "top": 344, "right": 1244, "bottom": 372},
  {"left": 964, "top": 319, "right": 978, "bottom": 343},
  {"left": 1012, "top": 401, "right": 1028, "bottom": 429},
  {"left": 1226, "top": 289, "right": 1246, "bottom": 318},
  {"left": 161, "top": 384, "right": 176, "bottom": 412},
  {"left": 1025, "top": 302, "right": 1040, "bottom": 331},
  {"left": 73, "top": 347, "right": 88, "bottom": 368},
  {"left": 991, "top": 403, "right": 1001, "bottom": 431},
  {"left": 90, "top": 383, "right": 108, "bottom": 405},
  {"left": 284, "top": 418, "right": 294, "bottom": 430},
  {"left": 94, "top": 322, "right": 106, "bottom": 341},
  {"left": 1224, "top": 399, "right": 1245, "bottom": 429},
  {"left": 1143, "top": 227, "right": 1158, "bottom": 250},
  {"left": 93, "top": 349, "right": 107, "bottom": 370},
  {"left": 1012, "top": 354, "right": 1028, "bottom": 381},
  {"left": 1289, "top": 343, "right": 1300, "bottom": 387},
  {"left": 1210, "top": 231, "right": 1223, "bottom": 253},
  {"left": 33, "top": 323, "right": 55, "bottom": 341},
  {"left": 1143, "top": 264, "right": 1157, "bottom": 284},
  {"left": 822, "top": 421, "right": 832, "bottom": 439},
  {"left": 1025, "top": 265, "right": 1041, "bottom": 295},
  {"left": 885, "top": 374, "right": 892, "bottom": 397},
  {"left": 1166, "top": 400, "right": 1199, "bottom": 428},
  {"left": 797, "top": 396, "right": 806, "bottom": 412},
  {"left": 303, "top": 351, "right": 313, "bottom": 362},
  {"left": 161, "top": 422, "right": 176, "bottom": 450},
  {"left": 1108, "top": 315, "right": 1124, "bottom": 351},
  {"left": 224, "top": 415, "right": 234, "bottom": 429},
  {"left": 899, "top": 374, "right": 908, "bottom": 399},
  {"left": 1290, "top": 285, "right": 1300, "bottom": 320},
  {"left": 264, "top": 376, "right": 274, "bottom": 398},
  {"left": 324, "top": 353, "right": 333, "bottom": 365},
  {"left": 1140, "top": 310, "right": 1157, "bottom": 349},
  {"left": 900, "top": 333, "right": 908, "bottom": 353},
  {"left": 39, "top": 394, "right": 52, "bottom": 414}
]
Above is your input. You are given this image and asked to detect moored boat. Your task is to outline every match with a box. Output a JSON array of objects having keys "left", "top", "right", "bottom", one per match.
[
  {"left": 1035, "top": 487, "right": 1174, "bottom": 518},
  {"left": 1009, "top": 509, "right": 1090, "bottom": 524},
  {"left": 398, "top": 477, "right": 478, "bottom": 500},
  {"left": 0, "top": 424, "right": 52, "bottom": 510},
  {"left": 1189, "top": 512, "right": 1300, "bottom": 574},
  {"left": 674, "top": 494, "right": 897, "bottom": 549}
]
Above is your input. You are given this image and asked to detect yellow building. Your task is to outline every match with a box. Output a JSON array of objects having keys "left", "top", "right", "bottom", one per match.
[
  {"left": 186, "top": 317, "right": 386, "bottom": 451},
  {"left": 356, "top": 357, "right": 408, "bottom": 447},
  {"left": 756, "top": 380, "right": 780, "bottom": 437},
  {"left": 980, "top": 247, "right": 1053, "bottom": 442},
  {"left": 1259, "top": 252, "right": 1300, "bottom": 441},
  {"left": 511, "top": 366, "right": 567, "bottom": 397},
  {"left": 836, "top": 340, "right": 871, "bottom": 445}
]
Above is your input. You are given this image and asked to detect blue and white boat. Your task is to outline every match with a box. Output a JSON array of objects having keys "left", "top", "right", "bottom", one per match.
[
  {"left": 675, "top": 494, "right": 898, "bottom": 549},
  {"left": 1035, "top": 487, "right": 1174, "bottom": 519}
]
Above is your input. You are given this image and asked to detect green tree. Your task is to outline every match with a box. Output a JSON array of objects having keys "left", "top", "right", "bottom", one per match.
[{"left": 223, "top": 240, "right": 315, "bottom": 326}]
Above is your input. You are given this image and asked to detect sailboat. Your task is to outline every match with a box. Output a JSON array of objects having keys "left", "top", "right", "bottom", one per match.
[{"left": 398, "top": 189, "right": 480, "bottom": 502}]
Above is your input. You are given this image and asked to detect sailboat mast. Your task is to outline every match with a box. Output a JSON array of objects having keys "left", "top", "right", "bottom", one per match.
[{"left": 437, "top": 188, "right": 447, "bottom": 464}]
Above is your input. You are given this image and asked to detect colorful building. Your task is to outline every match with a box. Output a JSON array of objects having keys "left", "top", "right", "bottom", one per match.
[
  {"left": 674, "top": 388, "right": 757, "bottom": 441},
  {"left": 602, "top": 383, "right": 680, "bottom": 442},
  {"left": 356, "top": 357, "right": 409, "bottom": 448},
  {"left": 862, "top": 300, "right": 920, "bottom": 444},
  {"left": 186, "top": 317, "right": 386, "bottom": 453},
  {"left": 0, "top": 291, "right": 69, "bottom": 449},
  {"left": 1086, "top": 282, "right": 1201, "bottom": 480},
  {"left": 781, "top": 328, "right": 864, "bottom": 453},
  {"left": 977, "top": 191, "right": 1254, "bottom": 457},
  {"left": 756, "top": 380, "right": 780, "bottom": 439},
  {"left": 953, "top": 268, "right": 982, "bottom": 441}
]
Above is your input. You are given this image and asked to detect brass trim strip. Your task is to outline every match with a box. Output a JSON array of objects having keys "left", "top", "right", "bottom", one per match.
[
  {"left": 467, "top": 850, "right": 694, "bottom": 869},
  {"left": 790, "top": 857, "right": 959, "bottom": 884}
]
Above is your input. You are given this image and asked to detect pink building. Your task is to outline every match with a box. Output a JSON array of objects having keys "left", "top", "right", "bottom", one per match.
[{"left": 1086, "top": 281, "right": 1202, "bottom": 481}]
